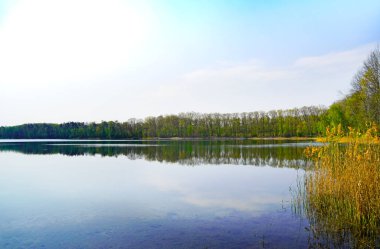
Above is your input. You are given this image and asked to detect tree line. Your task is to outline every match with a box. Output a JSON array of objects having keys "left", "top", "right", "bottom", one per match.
[
  {"left": 0, "top": 106, "right": 327, "bottom": 139},
  {"left": 0, "top": 47, "right": 378, "bottom": 139}
]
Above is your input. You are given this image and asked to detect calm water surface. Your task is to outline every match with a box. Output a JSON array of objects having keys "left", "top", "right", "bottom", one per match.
[{"left": 0, "top": 140, "right": 315, "bottom": 248}]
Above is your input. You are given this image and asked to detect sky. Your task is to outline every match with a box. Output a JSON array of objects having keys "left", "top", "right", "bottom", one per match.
[{"left": 0, "top": 0, "right": 379, "bottom": 125}]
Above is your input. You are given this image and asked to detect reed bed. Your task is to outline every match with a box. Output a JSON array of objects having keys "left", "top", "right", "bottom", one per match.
[{"left": 294, "top": 125, "right": 380, "bottom": 248}]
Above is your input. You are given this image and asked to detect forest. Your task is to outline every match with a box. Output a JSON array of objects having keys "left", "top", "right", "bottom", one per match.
[{"left": 0, "top": 48, "right": 379, "bottom": 139}]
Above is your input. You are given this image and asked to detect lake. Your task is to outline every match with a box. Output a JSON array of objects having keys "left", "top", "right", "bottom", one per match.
[{"left": 0, "top": 140, "right": 315, "bottom": 248}]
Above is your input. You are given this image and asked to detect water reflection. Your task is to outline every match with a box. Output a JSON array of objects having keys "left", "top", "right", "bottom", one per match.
[
  {"left": 0, "top": 140, "right": 314, "bottom": 168},
  {"left": 0, "top": 140, "right": 314, "bottom": 248}
]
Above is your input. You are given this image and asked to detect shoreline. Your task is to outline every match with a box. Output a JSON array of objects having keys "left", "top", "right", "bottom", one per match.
[{"left": 0, "top": 137, "right": 318, "bottom": 141}]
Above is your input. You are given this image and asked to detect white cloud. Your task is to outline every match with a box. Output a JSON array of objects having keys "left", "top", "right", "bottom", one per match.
[
  {"left": 183, "top": 59, "right": 294, "bottom": 83},
  {"left": 142, "top": 43, "right": 374, "bottom": 114},
  {"left": 186, "top": 43, "right": 373, "bottom": 91}
]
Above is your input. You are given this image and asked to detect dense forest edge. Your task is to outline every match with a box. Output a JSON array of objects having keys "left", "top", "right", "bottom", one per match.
[{"left": 1, "top": 48, "right": 379, "bottom": 139}]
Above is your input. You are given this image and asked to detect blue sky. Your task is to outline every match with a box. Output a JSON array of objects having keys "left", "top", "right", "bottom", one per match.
[{"left": 0, "top": 0, "right": 379, "bottom": 125}]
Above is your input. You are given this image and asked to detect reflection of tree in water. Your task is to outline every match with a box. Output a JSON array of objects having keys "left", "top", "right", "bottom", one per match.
[{"left": 0, "top": 140, "right": 313, "bottom": 168}]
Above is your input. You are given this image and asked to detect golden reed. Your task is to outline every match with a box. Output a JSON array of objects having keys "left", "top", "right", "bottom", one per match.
[{"left": 295, "top": 124, "right": 380, "bottom": 248}]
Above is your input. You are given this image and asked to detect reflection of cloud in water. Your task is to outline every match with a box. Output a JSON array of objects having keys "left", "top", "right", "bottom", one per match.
[
  {"left": 182, "top": 195, "right": 283, "bottom": 212},
  {"left": 144, "top": 165, "right": 298, "bottom": 214}
]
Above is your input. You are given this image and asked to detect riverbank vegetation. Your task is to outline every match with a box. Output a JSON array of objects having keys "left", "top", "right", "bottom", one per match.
[
  {"left": 292, "top": 47, "right": 380, "bottom": 247},
  {"left": 294, "top": 125, "right": 380, "bottom": 248}
]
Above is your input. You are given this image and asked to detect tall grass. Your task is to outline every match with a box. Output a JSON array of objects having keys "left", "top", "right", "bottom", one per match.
[{"left": 294, "top": 125, "right": 380, "bottom": 248}]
